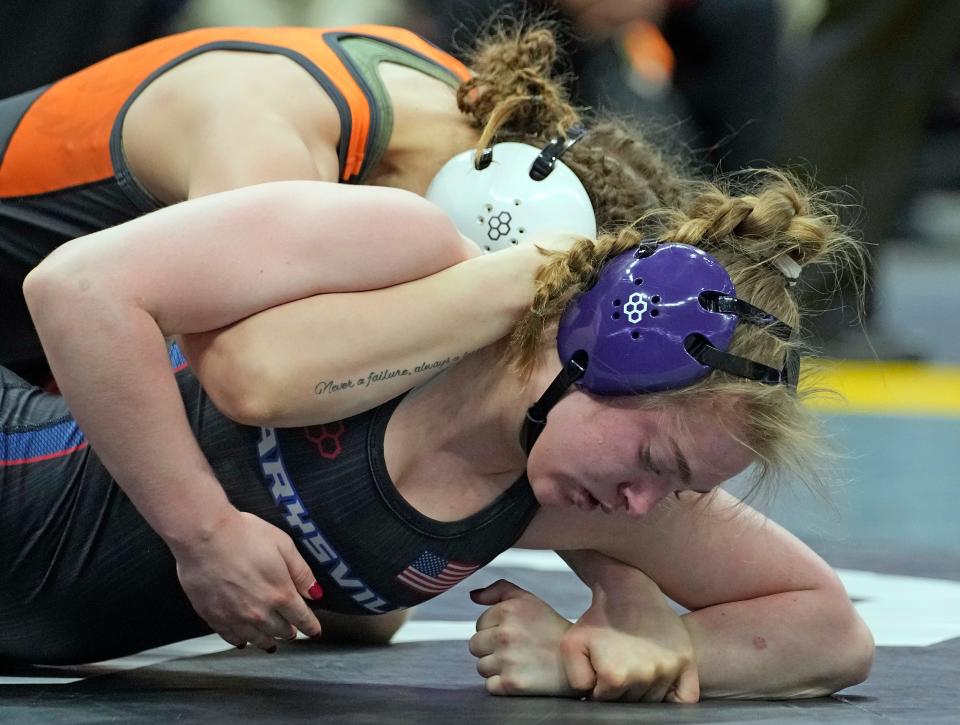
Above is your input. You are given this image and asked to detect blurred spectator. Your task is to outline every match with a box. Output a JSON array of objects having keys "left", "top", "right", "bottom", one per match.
[
  {"left": 0, "top": 0, "right": 187, "bottom": 97},
  {"left": 167, "top": 0, "right": 417, "bottom": 30},
  {"left": 772, "top": 0, "right": 960, "bottom": 357},
  {"left": 418, "top": 0, "right": 784, "bottom": 171}
]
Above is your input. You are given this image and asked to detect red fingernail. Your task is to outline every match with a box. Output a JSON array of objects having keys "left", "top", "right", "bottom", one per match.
[{"left": 308, "top": 581, "right": 324, "bottom": 600}]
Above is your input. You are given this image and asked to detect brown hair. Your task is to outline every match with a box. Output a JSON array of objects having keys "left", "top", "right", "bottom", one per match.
[
  {"left": 456, "top": 19, "right": 686, "bottom": 230},
  {"left": 455, "top": 21, "right": 868, "bottom": 499},
  {"left": 504, "top": 169, "right": 866, "bottom": 498}
]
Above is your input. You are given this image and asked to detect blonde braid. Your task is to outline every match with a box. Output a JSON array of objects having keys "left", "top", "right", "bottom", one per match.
[{"left": 506, "top": 227, "right": 647, "bottom": 381}]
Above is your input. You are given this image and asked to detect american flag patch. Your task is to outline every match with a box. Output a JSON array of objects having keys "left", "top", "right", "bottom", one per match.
[{"left": 396, "top": 551, "right": 479, "bottom": 595}]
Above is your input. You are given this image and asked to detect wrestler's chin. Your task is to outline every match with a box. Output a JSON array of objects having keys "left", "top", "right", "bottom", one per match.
[{"left": 529, "top": 478, "right": 573, "bottom": 509}]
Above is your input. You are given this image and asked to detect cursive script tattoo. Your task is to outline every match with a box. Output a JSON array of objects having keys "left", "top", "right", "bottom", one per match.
[{"left": 313, "top": 354, "right": 464, "bottom": 396}]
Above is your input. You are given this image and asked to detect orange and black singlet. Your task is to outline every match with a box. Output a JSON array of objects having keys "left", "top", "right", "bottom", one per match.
[{"left": 0, "top": 25, "right": 471, "bottom": 376}]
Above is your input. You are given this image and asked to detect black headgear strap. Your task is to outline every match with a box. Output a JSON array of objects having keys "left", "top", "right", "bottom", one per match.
[
  {"left": 521, "top": 353, "right": 587, "bottom": 454},
  {"left": 688, "top": 292, "right": 800, "bottom": 387},
  {"left": 519, "top": 298, "right": 800, "bottom": 455},
  {"left": 474, "top": 126, "right": 588, "bottom": 175},
  {"left": 684, "top": 335, "right": 800, "bottom": 388},
  {"left": 530, "top": 126, "right": 587, "bottom": 181}
]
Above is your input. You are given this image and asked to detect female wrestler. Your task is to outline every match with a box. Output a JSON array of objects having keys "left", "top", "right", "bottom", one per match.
[
  {"left": 9, "top": 168, "right": 873, "bottom": 701},
  {"left": 0, "top": 20, "right": 679, "bottom": 381},
  {"left": 0, "top": 19, "right": 689, "bottom": 657}
]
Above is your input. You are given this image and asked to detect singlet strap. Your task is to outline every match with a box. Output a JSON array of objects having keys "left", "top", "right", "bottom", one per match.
[{"left": 322, "top": 28, "right": 471, "bottom": 184}]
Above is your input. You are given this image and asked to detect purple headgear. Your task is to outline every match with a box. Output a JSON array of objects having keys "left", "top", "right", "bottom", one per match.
[{"left": 522, "top": 242, "right": 799, "bottom": 453}]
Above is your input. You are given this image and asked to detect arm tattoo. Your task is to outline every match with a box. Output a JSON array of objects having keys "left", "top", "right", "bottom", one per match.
[{"left": 313, "top": 354, "right": 465, "bottom": 396}]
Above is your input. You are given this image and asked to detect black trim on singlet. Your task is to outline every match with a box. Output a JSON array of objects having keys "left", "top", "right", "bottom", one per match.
[
  {"left": 0, "top": 178, "right": 141, "bottom": 239},
  {"left": 0, "top": 85, "right": 50, "bottom": 174},
  {"left": 108, "top": 39, "right": 356, "bottom": 206},
  {"left": 322, "top": 34, "right": 379, "bottom": 186},
  {"left": 322, "top": 31, "right": 467, "bottom": 185},
  {"left": 366, "top": 394, "right": 539, "bottom": 541}
]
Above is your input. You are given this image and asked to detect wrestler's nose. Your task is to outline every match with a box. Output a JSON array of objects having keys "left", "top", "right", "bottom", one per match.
[{"left": 618, "top": 482, "right": 667, "bottom": 518}]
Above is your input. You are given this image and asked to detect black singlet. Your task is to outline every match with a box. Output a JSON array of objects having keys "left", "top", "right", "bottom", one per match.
[{"left": 0, "top": 347, "right": 537, "bottom": 664}]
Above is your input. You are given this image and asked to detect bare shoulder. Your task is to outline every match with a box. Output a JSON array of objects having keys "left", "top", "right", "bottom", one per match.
[
  {"left": 124, "top": 50, "right": 342, "bottom": 201},
  {"left": 128, "top": 49, "right": 342, "bottom": 136}
]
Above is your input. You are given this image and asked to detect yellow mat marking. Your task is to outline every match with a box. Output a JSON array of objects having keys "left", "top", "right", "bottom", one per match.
[{"left": 800, "top": 360, "right": 960, "bottom": 417}]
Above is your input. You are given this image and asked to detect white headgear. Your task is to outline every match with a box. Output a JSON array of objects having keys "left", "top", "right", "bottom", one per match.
[{"left": 425, "top": 130, "right": 597, "bottom": 253}]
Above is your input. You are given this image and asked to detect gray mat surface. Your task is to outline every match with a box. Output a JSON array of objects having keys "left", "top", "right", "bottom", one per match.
[{"left": 3, "top": 398, "right": 958, "bottom": 724}]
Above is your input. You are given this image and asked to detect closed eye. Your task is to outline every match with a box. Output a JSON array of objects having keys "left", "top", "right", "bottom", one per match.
[
  {"left": 640, "top": 447, "right": 663, "bottom": 476},
  {"left": 642, "top": 441, "right": 694, "bottom": 489}
]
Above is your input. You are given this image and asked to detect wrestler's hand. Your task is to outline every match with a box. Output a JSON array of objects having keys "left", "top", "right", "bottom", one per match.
[
  {"left": 468, "top": 580, "right": 582, "bottom": 697},
  {"left": 469, "top": 578, "right": 700, "bottom": 702},
  {"left": 172, "top": 509, "right": 324, "bottom": 652},
  {"left": 563, "top": 579, "right": 700, "bottom": 703}
]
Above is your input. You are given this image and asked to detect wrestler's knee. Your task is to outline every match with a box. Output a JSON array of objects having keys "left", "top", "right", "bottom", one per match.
[{"left": 317, "top": 607, "right": 414, "bottom": 645}]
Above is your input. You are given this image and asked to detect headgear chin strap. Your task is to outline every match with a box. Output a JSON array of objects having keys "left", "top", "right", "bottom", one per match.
[
  {"left": 521, "top": 242, "right": 801, "bottom": 454},
  {"left": 425, "top": 128, "right": 597, "bottom": 252}
]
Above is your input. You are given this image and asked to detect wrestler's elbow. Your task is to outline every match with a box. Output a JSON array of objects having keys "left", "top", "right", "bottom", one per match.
[
  {"left": 318, "top": 608, "right": 414, "bottom": 645},
  {"left": 22, "top": 266, "right": 49, "bottom": 312},
  {"left": 831, "top": 609, "right": 875, "bottom": 692},
  {"left": 23, "top": 254, "right": 100, "bottom": 330},
  {"left": 211, "top": 365, "right": 287, "bottom": 427},
  {"left": 208, "top": 377, "right": 274, "bottom": 427},
  {"left": 23, "top": 254, "right": 72, "bottom": 311},
  {"left": 816, "top": 591, "right": 875, "bottom": 695},
  {"left": 183, "top": 331, "right": 283, "bottom": 425},
  {"left": 204, "top": 351, "right": 341, "bottom": 428}
]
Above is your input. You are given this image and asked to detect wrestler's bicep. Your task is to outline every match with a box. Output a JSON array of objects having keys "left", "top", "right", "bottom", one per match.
[{"left": 30, "top": 181, "right": 467, "bottom": 340}]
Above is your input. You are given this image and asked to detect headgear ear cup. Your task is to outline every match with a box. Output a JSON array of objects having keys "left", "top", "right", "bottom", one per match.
[
  {"left": 558, "top": 244, "right": 738, "bottom": 394},
  {"left": 522, "top": 242, "right": 800, "bottom": 453},
  {"left": 425, "top": 142, "right": 597, "bottom": 252}
]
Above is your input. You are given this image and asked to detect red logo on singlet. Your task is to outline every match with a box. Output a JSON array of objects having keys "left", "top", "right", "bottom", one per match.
[{"left": 304, "top": 422, "right": 347, "bottom": 460}]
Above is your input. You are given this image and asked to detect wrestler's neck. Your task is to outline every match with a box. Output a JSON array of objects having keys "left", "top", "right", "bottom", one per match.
[
  {"left": 366, "top": 81, "right": 480, "bottom": 196},
  {"left": 387, "top": 340, "right": 560, "bottom": 487}
]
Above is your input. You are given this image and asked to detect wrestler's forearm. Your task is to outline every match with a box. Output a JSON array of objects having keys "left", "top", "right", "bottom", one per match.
[
  {"left": 560, "top": 549, "right": 873, "bottom": 700},
  {"left": 558, "top": 549, "right": 654, "bottom": 594},
  {"left": 682, "top": 588, "right": 873, "bottom": 699},
  {"left": 23, "top": 281, "right": 234, "bottom": 548},
  {"left": 184, "top": 243, "right": 549, "bottom": 427},
  {"left": 22, "top": 182, "right": 476, "bottom": 546}
]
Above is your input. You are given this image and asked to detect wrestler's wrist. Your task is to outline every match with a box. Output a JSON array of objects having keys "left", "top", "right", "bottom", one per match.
[
  {"left": 457, "top": 245, "right": 542, "bottom": 325},
  {"left": 506, "top": 234, "right": 587, "bottom": 304},
  {"left": 588, "top": 565, "right": 661, "bottom": 602},
  {"left": 156, "top": 494, "right": 239, "bottom": 555}
]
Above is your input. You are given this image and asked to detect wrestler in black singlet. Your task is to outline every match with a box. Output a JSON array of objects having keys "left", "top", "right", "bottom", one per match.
[{"left": 0, "top": 347, "right": 538, "bottom": 665}]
